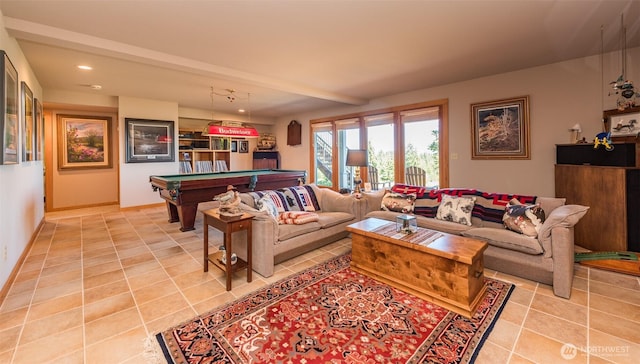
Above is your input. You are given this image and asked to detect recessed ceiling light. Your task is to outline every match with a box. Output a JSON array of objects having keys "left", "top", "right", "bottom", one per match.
[
  {"left": 238, "top": 109, "right": 245, "bottom": 113},
  {"left": 89, "top": 84, "right": 102, "bottom": 90},
  {"left": 77, "top": 65, "right": 92, "bottom": 70}
]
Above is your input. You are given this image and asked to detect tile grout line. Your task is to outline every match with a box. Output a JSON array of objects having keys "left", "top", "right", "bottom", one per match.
[
  {"left": 102, "top": 210, "right": 155, "bottom": 356},
  {"left": 507, "top": 282, "right": 538, "bottom": 363},
  {"left": 123, "top": 209, "right": 201, "bottom": 338},
  {"left": 586, "top": 267, "right": 590, "bottom": 364},
  {"left": 8, "top": 220, "right": 56, "bottom": 363},
  {"left": 80, "top": 214, "right": 88, "bottom": 363}
]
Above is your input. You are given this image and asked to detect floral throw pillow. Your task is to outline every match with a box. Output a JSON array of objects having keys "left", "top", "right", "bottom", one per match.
[
  {"left": 503, "top": 198, "right": 546, "bottom": 237},
  {"left": 436, "top": 194, "right": 476, "bottom": 226},
  {"left": 381, "top": 191, "right": 417, "bottom": 214}
]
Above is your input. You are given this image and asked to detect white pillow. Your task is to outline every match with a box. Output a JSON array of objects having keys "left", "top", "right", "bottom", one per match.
[
  {"left": 255, "top": 196, "right": 279, "bottom": 220},
  {"left": 436, "top": 194, "right": 476, "bottom": 226}
]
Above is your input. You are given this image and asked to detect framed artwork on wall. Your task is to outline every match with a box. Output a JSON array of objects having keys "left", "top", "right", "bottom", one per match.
[
  {"left": 21, "top": 81, "right": 34, "bottom": 162},
  {"left": 1, "top": 50, "right": 19, "bottom": 165},
  {"left": 231, "top": 140, "right": 238, "bottom": 152},
  {"left": 603, "top": 107, "right": 640, "bottom": 138},
  {"left": 471, "top": 95, "right": 530, "bottom": 160},
  {"left": 57, "top": 114, "right": 112, "bottom": 169},
  {"left": 124, "top": 118, "right": 175, "bottom": 163},
  {"left": 239, "top": 140, "right": 249, "bottom": 153},
  {"left": 34, "top": 98, "right": 43, "bottom": 160}
]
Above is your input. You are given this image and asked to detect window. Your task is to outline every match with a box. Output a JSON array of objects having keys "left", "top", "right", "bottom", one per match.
[
  {"left": 336, "top": 118, "right": 361, "bottom": 191},
  {"left": 401, "top": 107, "right": 440, "bottom": 189},
  {"left": 365, "top": 113, "right": 395, "bottom": 187},
  {"left": 310, "top": 100, "right": 448, "bottom": 190},
  {"left": 311, "top": 122, "right": 333, "bottom": 187}
]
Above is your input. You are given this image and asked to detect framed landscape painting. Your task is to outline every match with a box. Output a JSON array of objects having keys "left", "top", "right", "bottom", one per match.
[
  {"left": 471, "top": 96, "right": 530, "bottom": 160},
  {"left": 34, "top": 98, "right": 43, "bottom": 160},
  {"left": 57, "top": 114, "right": 112, "bottom": 169},
  {"left": 124, "top": 118, "right": 174, "bottom": 163},
  {"left": 21, "top": 82, "right": 34, "bottom": 162},
  {"left": 1, "top": 51, "right": 19, "bottom": 165}
]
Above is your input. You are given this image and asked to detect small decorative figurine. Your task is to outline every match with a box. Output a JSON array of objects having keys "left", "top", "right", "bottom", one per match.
[
  {"left": 593, "top": 132, "right": 614, "bottom": 151},
  {"left": 214, "top": 185, "right": 243, "bottom": 216}
]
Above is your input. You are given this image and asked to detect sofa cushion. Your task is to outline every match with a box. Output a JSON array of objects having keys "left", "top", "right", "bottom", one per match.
[
  {"left": 316, "top": 212, "right": 354, "bottom": 229},
  {"left": 538, "top": 204, "right": 589, "bottom": 258},
  {"left": 278, "top": 211, "right": 320, "bottom": 225},
  {"left": 462, "top": 227, "right": 544, "bottom": 255},
  {"left": 502, "top": 199, "right": 545, "bottom": 237},
  {"left": 249, "top": 190, "right": 290, "bottom": 213},
  {"left": 536, "top": 196, "right": 566, "bottom": 215},
  {"left": 256, "top": 196, "right": 279, "bottom": 220},
  {"left": 381, "top": 191, "right": 416, "bottom": 213},
  {"left": 365, "top": 210, "right": 472, "bottom": 235},
  {"left": 278, "top": 222, "right": 322, "bottom": 241},
  {"left": 409, "top": 188, "right": 537, "bottom": 224},
  {"left": 436, "top": 194, "right": 475, "bottom": 226},
  {"left": 279, "top": 185, "right": 321, "bottom": 212}
]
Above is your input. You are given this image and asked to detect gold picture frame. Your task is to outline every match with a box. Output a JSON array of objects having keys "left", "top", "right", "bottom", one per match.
[
  {"left": 471, "top": 96, "right": 530, "bottom": 160},
  {"left": 57, "top": 114, "right": 112, "bottom": 169}
]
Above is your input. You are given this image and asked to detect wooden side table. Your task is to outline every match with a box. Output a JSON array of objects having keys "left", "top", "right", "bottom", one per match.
[{"left": 202, "top": 209, "right": 253, "bottom": 291}]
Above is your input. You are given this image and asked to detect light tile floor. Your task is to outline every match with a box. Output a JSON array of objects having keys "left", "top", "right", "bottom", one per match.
[{"left": 0, "top": 203, "right": 638, "bottom": 363}]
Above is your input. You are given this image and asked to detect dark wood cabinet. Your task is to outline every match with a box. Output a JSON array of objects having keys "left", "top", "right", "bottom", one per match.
[
  {"left": 253, "top": 151, "right": 279, "bottom": 169},
  {"left": 555, "top": 164, "right": 640, "bottom": 252}
]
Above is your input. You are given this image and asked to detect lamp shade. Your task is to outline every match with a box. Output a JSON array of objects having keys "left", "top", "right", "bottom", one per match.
[{"left": 346, "top": 149, "right": 368, "bottom": 167}]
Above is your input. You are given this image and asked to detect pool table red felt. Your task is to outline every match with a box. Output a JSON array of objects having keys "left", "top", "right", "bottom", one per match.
[{"left": 150, "top": 169, "right": 306, "bottom": 231}]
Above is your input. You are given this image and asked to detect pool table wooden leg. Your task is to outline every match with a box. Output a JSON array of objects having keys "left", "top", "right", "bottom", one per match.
[
  {"left": 165, "top": 202, "right": 180, "bottom": 223},
  {"left": 176, "top": 204, "right": 198, "bottom": 231}
]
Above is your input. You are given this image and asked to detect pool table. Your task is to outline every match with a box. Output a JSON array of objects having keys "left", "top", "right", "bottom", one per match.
[{"left": 149, "top": 169, "right": 306, "bottom": 231}]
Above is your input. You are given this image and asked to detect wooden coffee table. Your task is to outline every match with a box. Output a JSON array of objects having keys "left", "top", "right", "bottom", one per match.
[{"left": 346, "top": 218, "right": 488, "bottom": 317}]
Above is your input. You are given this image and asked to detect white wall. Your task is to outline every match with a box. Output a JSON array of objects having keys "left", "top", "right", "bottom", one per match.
[
  {"left": 275, "top": 47, "right": 640, "bottom": 197},
  {"left": 0, "top": 13, "right": 44, "bottom": 290},
  {"left": 118, "top": 97, "right": 179, "bottom": 208}
]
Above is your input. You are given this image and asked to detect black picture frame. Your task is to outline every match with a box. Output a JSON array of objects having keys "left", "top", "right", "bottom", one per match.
[
  {"left": 239, "top": 140, "right": 249, "bottom": 153},
  {"left": 1, "top": 51, "right": 19, "bottom": 165},
  {"left": 125, "top": 117, "right": 175, "bottom": 163},
  {"left": 231, "top": 140, "right": 238, "bottom": 152},
  {"left": 21, "top": 82, "right": 34, "bottom": 162},
  {"left": 34, "top": 98, "right": 43, "bottom": 160}
]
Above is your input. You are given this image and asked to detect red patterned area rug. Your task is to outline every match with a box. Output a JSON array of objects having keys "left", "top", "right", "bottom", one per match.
[{"left": 156, "top": 254, "right": 513, "bottom": 363}]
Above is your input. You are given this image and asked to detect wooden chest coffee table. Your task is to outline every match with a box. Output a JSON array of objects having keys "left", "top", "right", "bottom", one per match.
[{"left": 346, "top": 218, "right": 488, "bottom": 317}]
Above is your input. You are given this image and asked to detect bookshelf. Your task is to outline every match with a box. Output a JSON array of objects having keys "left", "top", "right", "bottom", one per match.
[{"left": 178, "top": 131, "right": 231, "bottom": 173}]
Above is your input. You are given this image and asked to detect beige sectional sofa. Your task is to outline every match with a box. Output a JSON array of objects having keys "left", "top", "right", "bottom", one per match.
[
  {"left": 360, "top": 187, "right": 589, "bottom": 298},
  {"left": 235, "top": 184, "right": 358, "bottom": 278},
  {"left": 232, "top": 182, "right": 587, "bottom": 299}
]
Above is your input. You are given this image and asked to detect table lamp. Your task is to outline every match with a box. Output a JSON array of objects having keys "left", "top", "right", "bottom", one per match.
[{"left": 346, "top": 149, "right": 368, "bottom": 194}]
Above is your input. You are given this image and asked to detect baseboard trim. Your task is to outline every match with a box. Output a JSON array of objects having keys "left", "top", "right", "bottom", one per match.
[{"left": 0, "top": 218, "right": 45, "bottom": 305}]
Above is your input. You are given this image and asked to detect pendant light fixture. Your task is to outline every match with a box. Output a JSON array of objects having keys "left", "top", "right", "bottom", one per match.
[
  {"left": 609, "top": 14, "right": 639, "bottom": 110},
  {"left": 205, "top": 86, "right": 259, "bottom": 138}
]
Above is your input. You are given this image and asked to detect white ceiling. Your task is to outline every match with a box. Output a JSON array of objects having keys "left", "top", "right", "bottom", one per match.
[{"left": 1, "top": 0, "right": 639, "bottom": 119}]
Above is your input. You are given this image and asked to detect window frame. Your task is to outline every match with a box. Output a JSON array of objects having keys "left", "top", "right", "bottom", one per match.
[{"left": 309, "top": 99, "right": 449, "bottom": 190}]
